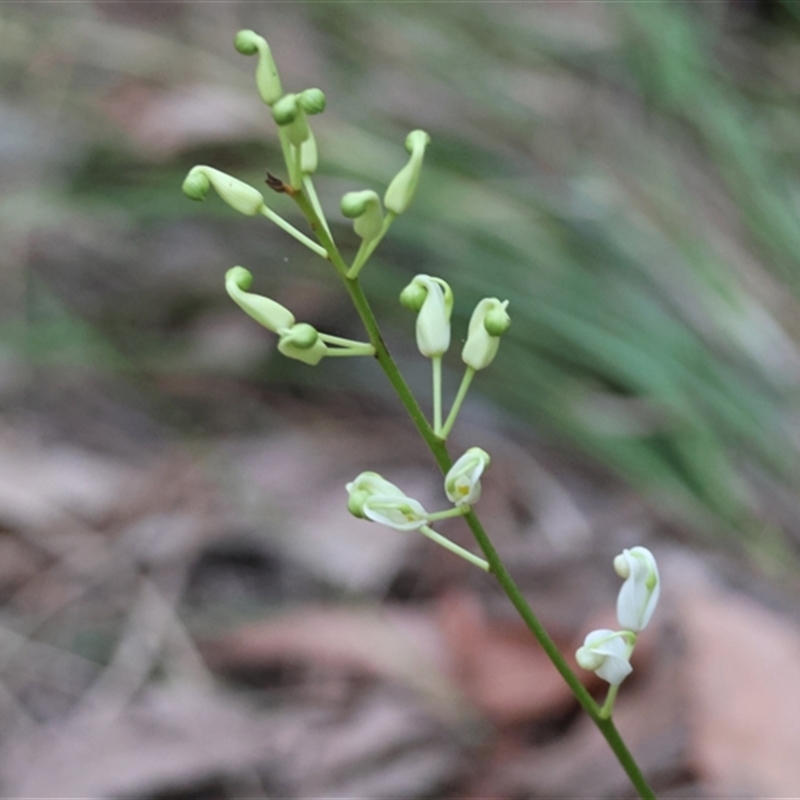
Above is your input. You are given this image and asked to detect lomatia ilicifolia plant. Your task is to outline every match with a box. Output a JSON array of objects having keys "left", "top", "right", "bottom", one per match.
[{"left": 183, "top": 30, "right": 662, "bottom": 799}]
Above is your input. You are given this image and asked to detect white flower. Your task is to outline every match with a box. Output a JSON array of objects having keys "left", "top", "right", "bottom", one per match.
[
  {"left": 346, "top": 472, "right": 428, "bottom": 530},
  {"left": 576, "top": 629, "right": 633, "bottom": 686},
  {"left": 362, "top": 495, "right": 428, "bottom": 531},
  {"left": 614, "top": 546, "right": 660, "bottom": 632},
  {"left": 444, "top": 447, "right": 490, "bottom": 507}
]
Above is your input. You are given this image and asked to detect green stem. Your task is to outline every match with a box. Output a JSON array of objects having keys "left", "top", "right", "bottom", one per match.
[
  {"left": 289, "top": 186, "right": 657, "bottom": 800},
  {"left": 432, "top": 356, "right": 443, "bottom": 435},
  {"left": 347, "top": 212, "right": 396, "bottom": 279},
  {"left": 462, "top": 509, "right": 655, "bottom": 799},
  {"left": 425, "top": 506, "right": 469, "bottom": 522},
  {"left": 302, "top": 176, "right": 332, "bottom": 239},
  {"left": 318, "top": 333, "right": 373, "bottom": 350},
  {"left": 419, "top": 525, "right": 489, "bottom": 571},
  {"left": 440, "top": 366, "right": 475, "bottom": 440},
  {"left": 600, "top": 634, "right": 636, "bottom": 719},
  {"left": 258, "top": 206, "right": 328, "bottom": 258}
]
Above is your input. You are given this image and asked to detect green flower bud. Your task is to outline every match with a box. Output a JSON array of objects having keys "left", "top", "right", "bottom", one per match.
[
  {"left": 341, "top": 190, "right": 383, "bottom": 241},
  {"left": 182, "top": 166, "right": 265, "bottom": 216},
  {"left": 272, "top": 93, "right": 310, "bottom": 147},
  {"left": 299, "top": 88, "right": 326, "bottom": 115},
  {"left": 181, "top": 168, "right": 211, "bottom": 202},
  {"left": 233, "top": 30, "right": 260, "bottom": 55},
  {"left": 401, "top": 274, "right": 452, "bottom": 358},
  {"left": 225, "top": 267, "right": 295, "bottom": 333},
  {"left": 284, "top": 322, "right": 318, "bottom": 349},
  {"left": 272, "top": 93, "right": 299, "bottom": 126},
  {"left": 234, "top": 30, "right": 283, "bottom": 106},
  {"left": 484, "top": 304, "right": 512, "bottom": 336},
  {"left": 399, "top": 281, "right": 427, "bottom": 312},
  {"left": 461, "top": 298, "right": 510, "bottom": 371},
  {"left": 384, "top": 129, "right": 431, "bottom": 215},
  {"left": 278, "top": 326, "right": 327, "bottom": 365}
]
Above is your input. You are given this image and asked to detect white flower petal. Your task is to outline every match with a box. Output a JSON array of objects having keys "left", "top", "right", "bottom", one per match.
[
  {"left": 363, "top": 494, "right": 428, "bottom": 531},
  {"left": 615, "top": 547, "right": 660, "bottom": 632}
]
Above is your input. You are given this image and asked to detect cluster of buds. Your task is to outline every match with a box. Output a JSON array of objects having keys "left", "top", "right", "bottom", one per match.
[
  {"left": 400, "top": 274, "right": 511, "bottom": 438},
  {"left": 182, "top": 30, "right": 438, "bottom": 363},
  {"left": 576, "top": 547, "right": 660, "bottom": 694},
  {"left": 226, "top": 267, "right": 374, "bottom": 365},
  {"left": 346, "top": 447, "right": 492, "bottom": 571}
]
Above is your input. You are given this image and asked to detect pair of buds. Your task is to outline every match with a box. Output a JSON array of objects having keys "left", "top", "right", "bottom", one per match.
[{"left": 576, "top": 547, "right": 660, "bottom": 688}]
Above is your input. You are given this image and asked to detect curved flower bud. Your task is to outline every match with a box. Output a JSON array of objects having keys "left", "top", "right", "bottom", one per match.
[
  {"left": 614, "top": 546, "right": 660, "bottom": 632},
  {"left": 384, "top": 129, "right": 431, "bottom": 215},
  {"left": 461, "top": 298, "right": 510, "bottom": 371},
  {"left": 576, "top": 629, "right": 633, "bottom": 686},
  {"left": 225, "top": 267, "right": 295, "bottom": 333},
  {"left": 277, "top": 323, "right": 327, "bottom": 366},
  {"left": 401, "top": 275, "right": 453, "bottom": 358},
  {"left": 272, "top": 93, "right": 311, "bottom": 147},
  {"left": 341, "top": 190, "right": 383, "bottom": 241},
  {"left": 345, "top": 472, "right": 427, "bottom": 530},
  {"left": 346, "top": 471, "right": 406, "bottom": 518},
  {"left": 234, "top": 30, "right": 283, "bottom": 106},
  {"left": 182, "top": 166, "right": 265, "bottom": 216},
  {"left": 445, "top": 447, "right": 491, "bottom": 507}
]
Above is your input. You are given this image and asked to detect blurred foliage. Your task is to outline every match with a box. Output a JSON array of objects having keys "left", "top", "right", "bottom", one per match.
[{"left": 5, "top": 1, "right": 800, "bottom": 552}]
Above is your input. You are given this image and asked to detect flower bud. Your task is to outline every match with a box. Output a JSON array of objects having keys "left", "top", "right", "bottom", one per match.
[
  {"left": 346, "top": 471, "right": 406, "bottom": 518},
  {"left": 614, "top": 546, "right": 660, "bottom": 632},
  {"left": 234, "top": 30, "right": 282, "bottom": 106},
  {"left": 299, "top": 88, "right": 326, "bottom": 115},
  {"left": 182, "top": 166, "right": 265, "bottom": 216},
  {"left": 445, "top": 447, "right": 490, "bottom": 507},
  {"left": 461, "top": 298, "right": 510, "bottom": 371},
  {"left": 277, "top": 325, "right": 327, "bottom": 365},
  {"left": 341, "top": 190, "right": 383, "bottom": 241},
  {"left": 399, "top": 281, "right": 427, "bottom": 312},
  {"left": 345, "top": 472, "right": 427, "bottom": 530},
  {"left": 401, "top": 275, "right": 452, "bottom": 358},
  {"left": 576, "top": 629, "right": 633, "bottom": 686},
  {"left": 272, "top": 94, "right": 310, "bottom": 146},
  {"left": 272, "top": 93, "right": 299, "bottom": 125},
  {"left": 225, "top": 267, "right": 295, "bottom": 333},
  {"left": 384, "top": 129, "right": 431, "bottom": 215}
]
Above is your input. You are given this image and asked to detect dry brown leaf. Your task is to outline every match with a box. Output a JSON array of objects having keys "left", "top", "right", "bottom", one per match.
[
  {"left": 436, "top": 589, "right": 578, "bottom": 725},
  {"left": 679, "top": 580, "right": 800, "bottom": 797},
  {"left": 202, "top": 604, "right": 473, "bottom": 725}
]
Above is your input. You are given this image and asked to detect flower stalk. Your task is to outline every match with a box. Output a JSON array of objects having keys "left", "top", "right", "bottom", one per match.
[{"left": 182, "top": 30, "right": 660, "bottom": 800}]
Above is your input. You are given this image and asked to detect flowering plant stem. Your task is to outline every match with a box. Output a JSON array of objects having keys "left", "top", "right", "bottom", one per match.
[{"left": 289, "top": 183, "right": 656, "bottom": 800}]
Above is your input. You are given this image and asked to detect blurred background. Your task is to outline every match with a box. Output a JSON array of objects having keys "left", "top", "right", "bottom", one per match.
[{"left": 3, "top": 1, "right": 800, "bottom": 796}]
